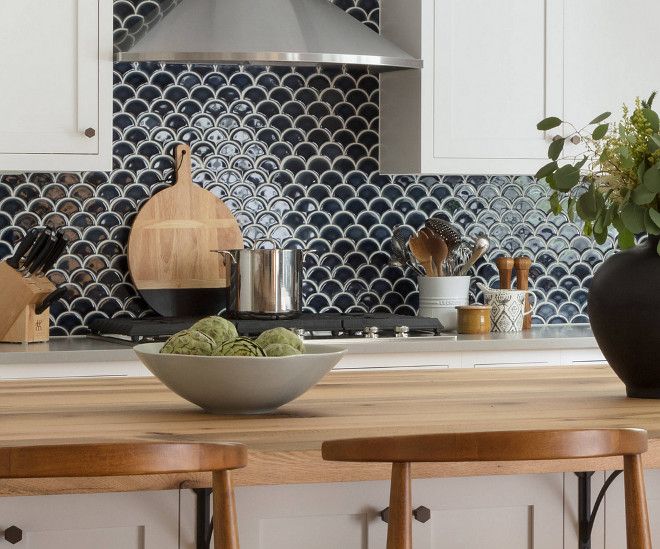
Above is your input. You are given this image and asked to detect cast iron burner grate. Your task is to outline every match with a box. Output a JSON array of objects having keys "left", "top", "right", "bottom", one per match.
[{"left": 88, "top": 313, "right": 443, "bottom": 343}]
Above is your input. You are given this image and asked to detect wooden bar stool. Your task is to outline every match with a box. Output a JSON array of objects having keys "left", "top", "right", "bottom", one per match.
[
  {"left": 0, "top": 442, "right": 247, "bottom": 549},
  {"left": 323, "top": 428, "right": 651, "bottom": 549}
]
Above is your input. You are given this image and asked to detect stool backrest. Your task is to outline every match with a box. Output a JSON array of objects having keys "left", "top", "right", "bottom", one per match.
[
  {"left": 0, "top": 442, "right": 247, "bottom": 478},
  {"left": 322, "top": 428, "right": 647, "bottom": 463}
]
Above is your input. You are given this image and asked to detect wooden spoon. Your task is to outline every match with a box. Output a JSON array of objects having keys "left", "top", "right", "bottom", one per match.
[
  {"left": 420, "top": 227, "right": 448, "bottom": 276},
  {"left": 409, "top": 232, "right": 435, "bottom": 276}
]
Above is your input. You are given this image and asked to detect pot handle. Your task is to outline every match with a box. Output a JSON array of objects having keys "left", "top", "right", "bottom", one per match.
[
  {"left": 252, "top": 237, "right": 278, "bottom": 249},
  {"left": 210, "top": 249, "right": 235, "bottom": 267}
]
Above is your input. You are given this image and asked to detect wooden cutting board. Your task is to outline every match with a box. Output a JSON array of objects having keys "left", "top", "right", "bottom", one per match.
[{"left": 128, "top": 144, "right": 243, "bottom": 316}]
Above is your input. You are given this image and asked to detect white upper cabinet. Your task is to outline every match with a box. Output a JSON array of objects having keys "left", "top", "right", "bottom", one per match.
[
  {"left": 0, "top": 0, "right": 112, "bottom": 171},
  {"left": 380, "top": 0, "right": 659, "bottom": 175}
]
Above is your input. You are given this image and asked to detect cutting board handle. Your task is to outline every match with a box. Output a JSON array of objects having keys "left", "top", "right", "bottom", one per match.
[{"left": 174, "top": 144, "right": 193, "bottom": 187}]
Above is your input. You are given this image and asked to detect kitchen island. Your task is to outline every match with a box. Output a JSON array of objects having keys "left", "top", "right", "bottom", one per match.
[{"left": 0, "top": 363, "right": 655, "bottom": 548}]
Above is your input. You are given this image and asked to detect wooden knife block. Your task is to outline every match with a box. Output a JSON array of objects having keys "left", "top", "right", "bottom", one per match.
[{"left": 0, "top": 261, "right": 54, "bottom": 343}]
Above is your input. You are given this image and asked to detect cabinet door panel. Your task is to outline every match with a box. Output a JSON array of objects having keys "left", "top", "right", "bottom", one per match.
[
  {"left": 27, "top": 527, "right": 141, "bottom": 549},
  {"left": 563, "top": 0, "right": 660, "bottom": 128},
  {"left": 0, "top": 0, "right": 98, "bottom": 155},
  {"left": 432, "top": 0, "right": 559, "bottom": 161}
]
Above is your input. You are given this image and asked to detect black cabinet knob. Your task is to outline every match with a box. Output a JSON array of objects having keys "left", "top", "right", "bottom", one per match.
[
  {"left": 379, "top": 506, "right": 431, "bottom": 524},
  {"left": 4, "top": 525, "right": 23, "bottom": 544},
  {"left": 84, "top": 127, "right": 96, "bottom": 138}
]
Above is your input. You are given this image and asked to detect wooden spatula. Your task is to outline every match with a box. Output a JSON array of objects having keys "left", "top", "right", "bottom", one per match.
[
  {"left": 421, "top": 227, "right": 448, "bottom": 276},
  {"left": 409, "top": 232, "right": 435, "bottom": 276}
]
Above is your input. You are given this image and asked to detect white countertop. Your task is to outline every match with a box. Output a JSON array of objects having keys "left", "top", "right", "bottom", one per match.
[{"left": 0, "top": 325, "right": 598, "bottom": 365}]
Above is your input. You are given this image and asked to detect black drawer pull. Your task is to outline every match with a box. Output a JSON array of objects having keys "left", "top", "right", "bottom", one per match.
[{"left": 4, "top": 526, "right": 22, "bottom": 544}]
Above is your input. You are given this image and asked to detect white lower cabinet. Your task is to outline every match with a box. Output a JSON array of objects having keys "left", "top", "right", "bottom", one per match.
[
  {"left": 0, "top": 490, "right": 183, "bottom": 549},
  {"left": 234, "top": 474, "right": 564, "bottom": 549}
]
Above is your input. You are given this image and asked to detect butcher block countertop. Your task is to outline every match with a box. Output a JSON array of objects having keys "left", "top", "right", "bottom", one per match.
[{"left": 1, "top": 365, "right": 659, "bottom": 496}]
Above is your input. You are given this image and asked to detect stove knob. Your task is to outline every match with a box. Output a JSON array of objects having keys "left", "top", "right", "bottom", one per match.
[
  {"left": 364, "top": 326, "right": 379, "bottom": 339},
  {"left": 395, "top": 325, "right": 410, "bottom": 338},
  {"left": 292, "top": 328, "right": 306, "bottom": 340}
]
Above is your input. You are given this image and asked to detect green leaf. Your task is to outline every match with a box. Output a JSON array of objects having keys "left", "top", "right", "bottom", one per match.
[
  {"left": 643, "top": 163, "right": 660, "bottom": 192},
  {"left": 650, "top": 208, "right": 660, "bottom": 228},
  {"left": 645, "top": 209, "right": 660, "bottom": 235},
  {"left": 576, "top": 184, "right": 604, "bottom": 222},
  {"left": 620, "top": 202, "right": 646, "bottom": 234},
  {"left": 631, "top": 184, "right": 656, "bottom": 205},
  {"left": 553, "top": 164, "right": 581, "bottom": 192},
  {"left": 638, "top": 161, "right": 647, "bottom": 185},
  {"left": 535, "top": 161, "right": 558, "bottom": 180},
  {"left": 642, "top": 108, "right": 660, "bottom": 133},
  {"left": 613, "top": 215, "right": 635, "bottom": 249},
  {"left": 549, "top": 191, "right": 561, "bottom": 215},
  {"left": 583, "top": 220, "right": 593, "bottom": 237},
  {"left": 537, "top": 117, "right": 562, "bottom": 131},
  {"left": 567, "top": 196, "right": 576, "bottom": 222},
  {"left": 591, "top": 123, "right": 609, "bottom": 140},
  {"left": 657, "top": 238, "right": 660, "bottom": 256},
  {"left": 649, "top": 135, "right": 660, "bottom": 153},
  {"left": 589, "top": 112, "right": 612, "bottom": 125},
  {"left": 548, "top": 138, "right": 565, "bottom": 161}
]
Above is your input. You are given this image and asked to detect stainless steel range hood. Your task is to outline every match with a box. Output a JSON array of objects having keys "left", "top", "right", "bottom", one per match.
[{"left": 114, "top": 0, "right": 422, "bottom": 70}]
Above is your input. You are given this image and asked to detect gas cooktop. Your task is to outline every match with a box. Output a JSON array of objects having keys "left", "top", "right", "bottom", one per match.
[{"left": 88, "top": 313, "right": 444, "bottom": 343}]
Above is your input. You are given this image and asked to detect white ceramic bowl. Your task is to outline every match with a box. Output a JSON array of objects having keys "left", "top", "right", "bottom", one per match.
[{"left": 134, "top": 342, "right": 346, "bottom": 415}]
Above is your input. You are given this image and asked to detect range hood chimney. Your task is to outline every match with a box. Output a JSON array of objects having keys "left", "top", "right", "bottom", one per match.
[{"left": 114, "top": 0, "right": 421, "bottom": 71}]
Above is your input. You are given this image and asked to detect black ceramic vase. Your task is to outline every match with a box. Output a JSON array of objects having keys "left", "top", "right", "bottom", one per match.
[{"left": 588, "top": 235, "right": 660, "bottom": 398}]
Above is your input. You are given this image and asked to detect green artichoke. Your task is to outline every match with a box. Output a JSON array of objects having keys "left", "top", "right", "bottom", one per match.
[
  {"left": 255, "top": 327, "right": 305, "bottom": 353},
  {"left": 213, "top": 337, "right": 266, "bottom": 357},
  {"left": 160, "top": 329, "right": 217, "bottom": 356},
  {"left": 264, "top": 343, "right": 302, "bottom": 357},
  {"left": 190, "top": 316, "right": 238, "bottom": 346}
]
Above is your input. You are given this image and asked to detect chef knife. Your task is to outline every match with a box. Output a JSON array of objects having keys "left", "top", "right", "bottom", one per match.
[
  {"left": 36, "top": 231, "right": 68, "bottom": 276},
  {"left": 34, "top": 286, "right": 68, "bottom": 315},
  {"left": 5, "top": 228, "right": 40, "bottom": 270},
  {"left": 23, "top": 231, "right": 58, "bottom": 277},
  {"left": 21, "top": 228, "right": 51, "bottom": 273}
]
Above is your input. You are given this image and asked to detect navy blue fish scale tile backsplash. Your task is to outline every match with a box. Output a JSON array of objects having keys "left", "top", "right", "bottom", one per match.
[{"left": 0, "top": 0, "right": 615, "bottom": 335}]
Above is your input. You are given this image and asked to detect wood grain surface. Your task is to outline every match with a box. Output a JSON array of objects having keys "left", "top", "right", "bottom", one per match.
[
  {"left": 1, "top": 365, "right": 659, "bottom": 496},
  {"left": 127, "top": 144, "right": 243, "bottom": 292}
]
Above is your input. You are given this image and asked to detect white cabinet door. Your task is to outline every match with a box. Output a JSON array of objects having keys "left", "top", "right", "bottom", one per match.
[
  {"left": 0, "top": 491, "right": 182, "bottom": 549},
  {"left": 562, "top": 1, "right": 660, "bottom": 132},
  {"left": 0, "top": 0, "right": 112, "bottom": 171},
  {"left": 369, "top": 475, "right": 564, "bottom": 549},
  {"left": 235, "top": 481, "right": 390, "bottom": 549},
  {"left": 233, "top": 476, "right": 564, "bottom": 549},
  {"left": 380, "top": 0, "right": 561, "bottom": 174}
]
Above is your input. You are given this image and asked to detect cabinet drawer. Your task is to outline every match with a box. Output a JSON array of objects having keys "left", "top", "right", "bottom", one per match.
[
  {"left": 336, "top": 352, "right": 461, "bottom": 370},
  {"left": 462, "top": 350, "right": 562, "bottom": 368}
]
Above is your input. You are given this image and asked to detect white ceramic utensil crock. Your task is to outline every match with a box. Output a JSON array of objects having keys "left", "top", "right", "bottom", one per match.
[{"left": 418, "top": 276, "right": 471, "bottom": 331}]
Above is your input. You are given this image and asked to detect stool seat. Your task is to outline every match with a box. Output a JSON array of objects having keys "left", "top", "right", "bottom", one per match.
[{"left": 323, "top": 428, "right": 651, "bottom": 549}]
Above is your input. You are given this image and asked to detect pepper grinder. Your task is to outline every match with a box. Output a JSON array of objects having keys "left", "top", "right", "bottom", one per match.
[
  {"left": 495, "top": 256, "right": 514, "bottom": 290},
  {"left": 514, "top": 256, "right": 532, "bottom": 329}
]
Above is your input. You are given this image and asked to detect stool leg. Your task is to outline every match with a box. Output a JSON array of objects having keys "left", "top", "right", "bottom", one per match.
[
  {"left": 387, "top": 462, "right": 412, "bottom": 549},
  {"left": 623, "top": 454, "right": 652, "bottom": 549},
  {"left": 212, "top": 470, "right": 240, "bottom": 549}
]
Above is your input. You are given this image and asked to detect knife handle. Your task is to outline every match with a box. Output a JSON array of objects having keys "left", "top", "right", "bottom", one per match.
[
  {"left": 35, "top": 286, "right": 68, "bottom": 315},
  {"left": 21, "top": 229, "right": 51, "bottom": 272},
  {"left": 37, "top": 233, "right": 68, "bottom": 276},
  {"left": 24, "top": 234, "right": 57, "bottom": 277},
  {"left": 6, "top": 228, "right": 39, "bottom": 269}
]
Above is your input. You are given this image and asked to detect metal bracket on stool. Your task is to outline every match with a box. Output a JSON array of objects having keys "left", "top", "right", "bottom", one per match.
[
  {"left": 194, "top": 488, "right": 213, "bottom": 549},
  {"left": 576, "top": 470, "right": 623, "bottom": 549}
]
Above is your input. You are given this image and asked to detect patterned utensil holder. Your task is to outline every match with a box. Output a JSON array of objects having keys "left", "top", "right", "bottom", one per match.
[
  {"left": 418, "top": 276, "right": 471, "bottom": 332},
  {"left": 0, "top": 262, "right": 54, "bottom": 343}
]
